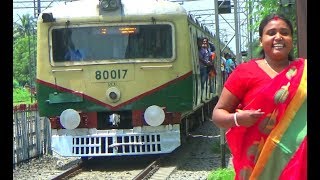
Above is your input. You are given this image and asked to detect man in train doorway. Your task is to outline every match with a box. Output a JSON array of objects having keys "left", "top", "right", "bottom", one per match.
[{"left": 198, "top": 37, "right": 214, "bottom": 101}]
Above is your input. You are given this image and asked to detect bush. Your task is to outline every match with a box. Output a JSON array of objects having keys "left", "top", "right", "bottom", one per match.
[
  {"left": 207, "top": 168, "right": 235, "bottom": 180},
  {"left": 13, "top": 87, "right": 31, "bottom": 104}
]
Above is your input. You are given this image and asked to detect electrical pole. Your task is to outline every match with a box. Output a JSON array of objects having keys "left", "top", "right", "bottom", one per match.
[
  {"left": 233, "top": 0, "right": 241, "bottom": 64},
  {"left": 214, "top": 0, "right": 227, "bottom": 168}
]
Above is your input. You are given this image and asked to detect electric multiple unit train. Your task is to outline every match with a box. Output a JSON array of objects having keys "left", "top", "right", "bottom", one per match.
[{"left": 36, "top": 0, "right": 234, "bottom": 158}]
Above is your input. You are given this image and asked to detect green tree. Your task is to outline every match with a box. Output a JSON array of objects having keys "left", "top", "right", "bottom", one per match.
[
  {"left": 13, "top": 35, "right": 36, "bottom": 86},
  {"left": 245, "top": 0, "right": 297, "bottom": 59},
  {"left": 13, "top": 14, "right": 37, "bottom": 103},
  {"left": 13, "top": 14, "right": 35, "bottom": 37},
  {"left": 13, "top": 14, "right": 37, "bottom": 87}
]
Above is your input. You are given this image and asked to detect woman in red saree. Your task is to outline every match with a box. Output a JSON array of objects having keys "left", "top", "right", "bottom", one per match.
[{"left": 212, "top": 13, "right": 307, "bottom": 180}]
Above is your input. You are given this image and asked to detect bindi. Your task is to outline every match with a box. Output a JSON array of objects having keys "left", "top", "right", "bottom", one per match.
[{"left": 272, "top": 15, "right": 279, "bottom": 20}]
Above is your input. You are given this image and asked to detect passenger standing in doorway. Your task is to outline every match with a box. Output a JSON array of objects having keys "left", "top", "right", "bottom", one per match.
[
  {"left": 203, "top": 38, "right": 217, "bottom": 93},
  {"left": 198, "top": 37, "right": 214, "bottom": 100},
  {"left": 220, "top": 55, "right": 227, "bottom": 83},
  {"left": 232, "top": 57, "right": 237, "bottom": 67},
  {"left": 225, "top": 53, "right": 235, "bottom": 78}
]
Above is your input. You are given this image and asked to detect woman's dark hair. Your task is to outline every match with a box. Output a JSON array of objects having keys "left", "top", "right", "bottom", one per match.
[
  {"left": 258, "top": 13, "right": 294, "bottom": 60},
  {"left": 197, "top": 37, "right": 209, "bottom": 50},
  {"left": 202, "top": 37, "right": 209, "bottom": 42}
]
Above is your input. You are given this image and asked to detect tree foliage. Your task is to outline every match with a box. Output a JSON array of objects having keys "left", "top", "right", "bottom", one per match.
[
  {"left": 13, "top": 35, "right": 36, "bottom": 86},
  {"left": 13, "top": 14, "right": 37, "bottom": 87},
  {"left": 245, "top": 0, "right": 297, "bottom": 59},
  {"left": 13, "top": 86, "right": 32, "bottom": 104}
]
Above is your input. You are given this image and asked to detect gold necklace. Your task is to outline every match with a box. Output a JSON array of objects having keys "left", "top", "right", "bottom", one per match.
[{"left": 264, "top": 59, "right": 290, "bottom": 74}]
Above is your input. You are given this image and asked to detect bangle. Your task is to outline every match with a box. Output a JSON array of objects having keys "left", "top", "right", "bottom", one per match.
[{"left": 234, "top": 112, "right": 240, "bottom": 127}]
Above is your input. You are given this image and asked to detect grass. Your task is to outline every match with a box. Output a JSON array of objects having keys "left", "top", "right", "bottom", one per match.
[
  {"left": 208, "top": 139, "right": 234, "bottom": 180},
  {"left": 207, "top": 168, "right": 235, "bottom": 180}
]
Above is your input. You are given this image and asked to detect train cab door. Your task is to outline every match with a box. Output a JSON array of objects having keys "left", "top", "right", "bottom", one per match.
[{"left": 188, "top": 26, "right": 201, "bottom": 107}]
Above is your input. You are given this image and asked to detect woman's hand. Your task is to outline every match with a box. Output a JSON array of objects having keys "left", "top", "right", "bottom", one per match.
[{"left": 236, "top": 109, "right": 265, "bottom": 127}]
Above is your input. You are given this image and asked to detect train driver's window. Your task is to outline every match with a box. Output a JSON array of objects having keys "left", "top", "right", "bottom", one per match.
[{"left": 51, "top": 24, "right": 173, "bottom": 62}]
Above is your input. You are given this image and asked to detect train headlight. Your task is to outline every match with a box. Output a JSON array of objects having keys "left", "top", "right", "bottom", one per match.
[
  {"left": 106, "top": 87, "right": 121, "bottom": 103},
  {"left": 99, "top": 0, "right": 121, "bottom": 11},
  {"left": 60, "top": 109, "right": 81, "bottom": 130},
  {"left": 144, "top": 105, "right": 165, "bottom": 126}
]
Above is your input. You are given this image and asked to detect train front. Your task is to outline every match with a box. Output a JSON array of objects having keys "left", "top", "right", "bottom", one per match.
[{"left": 36, "top": 0, "right": 194, "bottom": 157}]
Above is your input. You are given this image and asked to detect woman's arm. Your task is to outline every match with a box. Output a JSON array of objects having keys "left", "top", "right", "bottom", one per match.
[
  {"left": 212, "top": 88, "right": 240, "bottom": 128},
  {"left": 212, "top": 88, "right": 264, "bottom": 129}
]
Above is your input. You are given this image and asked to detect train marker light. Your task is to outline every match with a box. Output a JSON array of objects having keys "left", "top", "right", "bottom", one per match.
[
  {"left": 60, "top": 109, "right": 81, "bottom": 130},
  {"left": 99, "top": 0, "right": 121, "bottom": 11},
  {"left": 42, "top": 13, "right": 55, "bottom": 23},
  {"left": 144, "top": 105, "right": 165, "bottom": 127}
]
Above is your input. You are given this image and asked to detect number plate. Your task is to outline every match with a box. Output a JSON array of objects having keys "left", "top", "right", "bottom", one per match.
[{"left": 91, "top": 68, "right": 134, "bottom": 82}]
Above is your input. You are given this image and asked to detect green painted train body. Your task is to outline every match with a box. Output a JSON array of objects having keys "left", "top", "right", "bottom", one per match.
[{"left": 36, "top": 0, "right": 233, "bottom": 157}]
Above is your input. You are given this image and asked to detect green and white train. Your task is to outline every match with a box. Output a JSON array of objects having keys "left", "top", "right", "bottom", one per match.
[{"left": 36, "top": 0, "right": 234, "bottom": 158}]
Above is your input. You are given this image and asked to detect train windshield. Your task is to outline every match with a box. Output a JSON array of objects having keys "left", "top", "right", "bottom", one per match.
[{"left": 51, "top": 24, "right": 173, "bottom": 62}]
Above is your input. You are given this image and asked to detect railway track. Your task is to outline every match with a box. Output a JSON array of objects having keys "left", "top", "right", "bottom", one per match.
[
  {"left": 50, "top": 153, "right": 176, "bottom": 179},
  {"left": 132, "top": 159, "right": 161, "bottom": 180},
  {"left": 49, "top": 156, "right": 161, "bottom": 179},
  {"left": 132, "top": 144, "right": 191, "bottom": 180},
  {"left": 51, "top": 161, "right": 84, "bottom": 180}
]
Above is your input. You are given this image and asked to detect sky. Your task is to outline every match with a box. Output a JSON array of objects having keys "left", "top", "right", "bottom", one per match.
[
  {"left": 182, "top": 0, "right": 254, "bottom": 55},
  {"left": 180, "top": 0, "right": 238, "bottom": 52},
  {"left": 13, "top": 0, "right": 244, "bottom": 52},
  {"left": 13, "top": 0, "right": 57, "bottom": 23}
]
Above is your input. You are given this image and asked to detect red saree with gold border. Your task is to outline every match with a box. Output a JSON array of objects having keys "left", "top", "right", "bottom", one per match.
[{"left": 226, "top": 58, "right": 307, "bottom": 180}]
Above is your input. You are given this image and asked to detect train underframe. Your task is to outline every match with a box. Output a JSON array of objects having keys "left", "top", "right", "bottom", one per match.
[{"left": 50, "top": 98, "right": 217, "bottom": 157}]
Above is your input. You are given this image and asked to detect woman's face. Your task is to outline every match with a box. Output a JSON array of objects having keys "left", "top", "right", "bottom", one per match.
[{"left": 260, "top": 19, "right": 293, "bottom": 61}]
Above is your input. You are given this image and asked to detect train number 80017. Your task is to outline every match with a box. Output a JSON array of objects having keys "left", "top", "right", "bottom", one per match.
[{"left": 95, "top": 69, "right": 128, "bottom": 80}]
